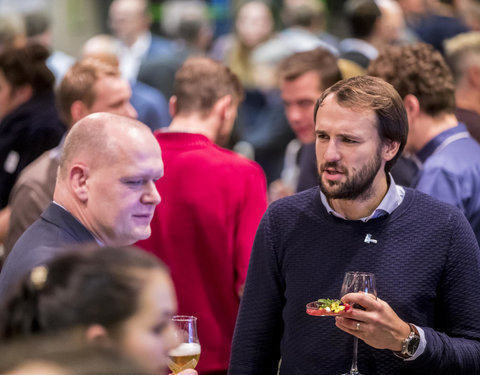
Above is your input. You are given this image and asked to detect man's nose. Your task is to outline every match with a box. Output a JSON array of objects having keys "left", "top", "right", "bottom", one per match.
[
  {"left": 142, "top": 180, "right": 161, "bottom": 205},
  {"left": 287, "top": 106, "right": 302, "bottom": 124},
  {"left": 323, "top": 140, "right": 341, "bottom": 162}
]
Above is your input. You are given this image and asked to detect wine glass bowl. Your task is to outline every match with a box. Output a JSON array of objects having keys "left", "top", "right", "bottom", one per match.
[
  {"left": 168, "top": 315, "right": 201, "bottom": 374},
  {"left": 341, "top": 271, "right": 377, "bottom": 299}
]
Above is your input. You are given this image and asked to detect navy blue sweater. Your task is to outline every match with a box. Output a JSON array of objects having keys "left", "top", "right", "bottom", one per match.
[{"left": 229, "top": 187, "right": 480, "bottom": 374}]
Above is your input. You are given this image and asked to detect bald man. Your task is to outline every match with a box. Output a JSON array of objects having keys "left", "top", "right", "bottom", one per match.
[{"left": 0, "top": 112, "right": 163, "bottom": 300}]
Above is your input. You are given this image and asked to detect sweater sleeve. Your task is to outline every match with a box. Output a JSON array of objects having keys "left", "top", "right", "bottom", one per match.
[
  {"left": 229, "top": 208, "right": 284, "bottom": 375},
  {"left": 405, "top": 210, "right": 480, "bottom": 373}
]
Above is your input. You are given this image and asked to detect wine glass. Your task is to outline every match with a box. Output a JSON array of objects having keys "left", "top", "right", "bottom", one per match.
[
  {"left": 339, "top": 272, "right": 377, "bottom": 375},
  {"left": 168, "top": 315, "right": 201, "bottom": 374}
]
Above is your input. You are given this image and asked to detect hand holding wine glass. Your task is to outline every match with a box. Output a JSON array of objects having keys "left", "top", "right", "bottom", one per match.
[{"left": 338, "top": 272, "right": 377, "bottom": 375}]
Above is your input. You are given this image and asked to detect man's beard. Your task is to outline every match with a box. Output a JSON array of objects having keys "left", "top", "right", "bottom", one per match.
[{"left": 318, "top": 149, "right": 383, "bottom": 201}]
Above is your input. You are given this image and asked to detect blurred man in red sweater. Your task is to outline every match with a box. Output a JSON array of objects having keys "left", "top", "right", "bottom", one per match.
[{"left": 136, "top": 57, "right": 267, "bottom": 375}]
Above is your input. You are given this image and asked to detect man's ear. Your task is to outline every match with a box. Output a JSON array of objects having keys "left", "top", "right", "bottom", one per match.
[
  {"left": 468, "top": 64, "right": 480, "bottom": 88},
  {"left": 85, "top": 324, "right": 110, "bottom": 344},
  {"left": 382, "top": 139, "right": 401, "bottom": 163},
  {"left": 169, "top": 96, "right": 178, "bottom": 118},
  {"left": 213, "top": 95, "right": 232, "bottom": 121},
  {"left": 70, "top": 100, "right": 90, "bottom": 124},
  {"left": 69, "top": 164, "right": 89, "bottom": 202},
  {"left": 12, "top": 84, "right": 32, "bottom": 106},
  {"left": 403, "top": 94, "right": 420, "bottom": 119}
]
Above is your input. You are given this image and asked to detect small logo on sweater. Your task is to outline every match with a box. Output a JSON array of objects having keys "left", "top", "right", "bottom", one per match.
[{"left": 364, "top": 234, "right": 377, "bottom": 244}]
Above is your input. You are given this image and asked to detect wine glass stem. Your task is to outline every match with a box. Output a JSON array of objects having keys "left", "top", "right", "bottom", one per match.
[{"left": 349, "top": 337, "right": 359, "bottom": 375}]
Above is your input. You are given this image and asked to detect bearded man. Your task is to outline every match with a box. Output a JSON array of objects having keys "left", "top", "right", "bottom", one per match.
[{"left": 228, "top": 75, "right": 480, "bottom": 375}]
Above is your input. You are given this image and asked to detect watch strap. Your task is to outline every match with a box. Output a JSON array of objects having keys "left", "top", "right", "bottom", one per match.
[{"left": 393, "top": 323, "right": 420, "bottom": 359}]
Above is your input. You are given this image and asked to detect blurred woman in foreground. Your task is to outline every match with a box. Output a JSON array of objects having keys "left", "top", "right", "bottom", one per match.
[{"left": 0, "top": 244, "right": 197, "bottom": 375}]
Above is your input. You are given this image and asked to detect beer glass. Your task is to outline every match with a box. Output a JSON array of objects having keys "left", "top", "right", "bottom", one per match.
[{"left": 168, "top": 315, "right": 201, "bottom": 373}]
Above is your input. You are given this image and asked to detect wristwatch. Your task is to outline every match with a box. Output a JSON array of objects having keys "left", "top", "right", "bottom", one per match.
[{"left": 394, "top": 323, "right": 420, "bottom": 359}]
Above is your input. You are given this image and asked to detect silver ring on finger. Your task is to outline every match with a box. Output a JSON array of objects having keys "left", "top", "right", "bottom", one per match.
[{"left": 356, "top": 322, "right": 361, "bottom": 331}]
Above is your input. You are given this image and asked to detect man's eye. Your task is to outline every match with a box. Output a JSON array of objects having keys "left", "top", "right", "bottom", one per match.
[
  {"left": 343, "top": 138, "right": 357, "bottom": 144},
  {"left": 317, "top": 134, "right": 328, "bottom": 140},
  {"left": 299, "top": 100, "right": 314, "bottom": 108},
  {"left": 126, "top": 180, "right": 142, "bottom": 186}
]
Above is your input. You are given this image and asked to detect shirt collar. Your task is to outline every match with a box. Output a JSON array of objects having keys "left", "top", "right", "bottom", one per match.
[
  {"left": 416, "top": 123, "right": 470, "bottom": 163},
  {"left": 320, "top": 174, "right": 405, "bottom": 222},
  {"left": 129, "top": 31, "right": 151, "bottom": 57},
  {"left": 118, "top": 31, "right": 151, "bottom": 57},
  {"left": 52, "top": 201, "right": 104, "bottom": 246},
  {"left": 339, "top": 38, "right": 379, "bottom": 60}
]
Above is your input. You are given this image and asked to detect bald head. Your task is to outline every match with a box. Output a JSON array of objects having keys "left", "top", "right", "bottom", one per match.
[
  {"left": 58, "top": 112, "right": 155, "bottom": 180},
  {"left": 81, "top": 34, "right": 119, "bottom": 62},
  {"left": 55, "top": 112, "right": 163, "bottom": 246}
]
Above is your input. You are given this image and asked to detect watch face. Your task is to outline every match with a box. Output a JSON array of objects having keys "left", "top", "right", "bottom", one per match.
[{"left": 407, "top": 336, "right": 420, "bottom": 355}]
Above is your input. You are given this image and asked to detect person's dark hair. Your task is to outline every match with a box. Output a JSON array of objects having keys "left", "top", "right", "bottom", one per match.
[
  {"left": 314, "top": 75, "right": 408, "bottom": 173},
  {"left": 343, "top": 0, "right": 381, "bottom": 39},
  {"left": 0, "top": 245, "right": 167, "bottom": 342},
  {"left": 0, "top": 42, "right": 54, "bottom": 95},
  {"left": 367, "top": 42, "right": 456, "bottom": 117},
  {"left": 24, "top": 11, "right": 50, "bottom": 37},
  {"left": 277, "top": 47, "right": 343, "bottom": 91},
  {"left": 173, "top": 57, "right": 244, "bottom": 117}
]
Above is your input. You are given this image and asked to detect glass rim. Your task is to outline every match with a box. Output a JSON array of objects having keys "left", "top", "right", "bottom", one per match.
[
  {"left": 345, "top": 271, "right": 375, "bottom": 276},
  {"left": 172, "top": 315, "right": 197, "bottom": 321}
]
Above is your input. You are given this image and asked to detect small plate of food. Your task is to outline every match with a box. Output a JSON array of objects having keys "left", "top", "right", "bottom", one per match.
[{"left": 306, "top": 298, "right": 351, "bottom": 316}]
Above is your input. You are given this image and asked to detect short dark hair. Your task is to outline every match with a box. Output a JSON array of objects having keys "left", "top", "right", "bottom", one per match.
[
  {"left": 173, "top": 57, "right": 244, "bottom": 117},
  {"left": 0, "top": 245, "right": 168, "bottom": 342},
  {"left": 343, "top": 0, "right": 381, "bottom": 39},
  {"left": 24, "top": 11, "right": 50, "bottom": 37},
  {"left": 0, "top": 43, "right": 54, "bottom": 95},
  {"left": 367, "top": 42, "right": 456, "bottom": 117},
  {"left": 314, "top": 75, "right": 408, "bottom": 173},
  {"left": 277, "top": 47, "right": 342, "bottom": 91}
]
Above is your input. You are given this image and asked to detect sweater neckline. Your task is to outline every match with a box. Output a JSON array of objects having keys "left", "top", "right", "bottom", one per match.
[
  {"left": 154, "top": 131, "right": 213, "bottom": 148},
  {"left": 313, "top": 186, "right": 415, "bottom": 226}
]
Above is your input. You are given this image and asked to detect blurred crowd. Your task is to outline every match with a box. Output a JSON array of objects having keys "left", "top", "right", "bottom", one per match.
[{"left": 2, "top": 0, "right": 480, "bottom": 189}]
